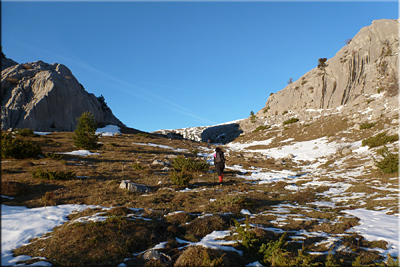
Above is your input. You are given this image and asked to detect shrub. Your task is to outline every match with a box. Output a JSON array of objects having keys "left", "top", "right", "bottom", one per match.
[
  {"left": 14, "top": 128, "right": 38, "bottom": 137},
  {"left": 31, "top": 167, "right": 75, "bottom": 180},
  {"left": 287, "top": 77, "right": 293, "bottom": 84},
  {"left": 170, "top": 170, "right": 192, "bottom": 186},
  {"left": 250, "top": 111, "right": 254, "bottom": 116},
  {"left": 361, "top": 133, "right": 399, "bottom": 148},
  {"left": 233, "top": 218, "right": 258, "bottom": 250},
  {"left": 172, "top": 156, "right": 209, "bottom": 172},
  {"left": 189, "top": 149, "right": 199, "bottom": 157},
  {"left": 283, "top": 118, "right": 299, "bottom": 125},
  {"left": 259, "top": 232, "right": 290, "bottom": 266},
  {"left": 96, "top": 95, "right": 109, "bottom": 111},
  {"left": 263, "top": 106, "right": 270, "bottom": 113},
  {"left": 1, "top": 132, "right": 42, "bottom": 159},
  {"left": 45, "top": 153, "right": 64, "bottom": 160},
  {"left": 250, "top": 115, "right": 256, "bottom": 123},
  {"left": 131, "top": 163, "right": 145, "bottom": 170},
  {"left": 253, "top": 125, "right": 271, "bottom": 133},
  {"left": 375, "top": 146, "right": 399, "bottom": 174},
  {"left": 301, "top": 80, "right": 307, "bottom": 85},
  {"left": 359, "top": 122, "right": 376, "bottom": 130},
  {"left": 73, "top": 111, "right": 102, "bottom": 150},
  {"left": 318, "top": 58, "right": 328, "bottom": 69},
  {"left": 137, "top": 133, "right": 151, "bottom": 138}
]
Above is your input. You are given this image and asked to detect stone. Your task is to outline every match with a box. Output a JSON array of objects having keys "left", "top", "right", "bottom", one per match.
[
  {"left": 143, "top": 250, "right": 171, "bottom": 263},
  {"left": 119, "top": 180, "right": 153, "bottom": 193},
  {"left": 151, "top": 160, "right": 166, "bottom": 166}
]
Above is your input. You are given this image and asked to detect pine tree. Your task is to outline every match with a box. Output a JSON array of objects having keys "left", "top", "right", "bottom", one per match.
[{"left": 73, "top": 111, "right": 101, "bottom": 150}]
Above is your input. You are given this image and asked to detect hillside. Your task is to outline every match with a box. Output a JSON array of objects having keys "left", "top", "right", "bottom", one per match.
[{"left": 1, "top": 110, "right": 399, "bottom": 265}]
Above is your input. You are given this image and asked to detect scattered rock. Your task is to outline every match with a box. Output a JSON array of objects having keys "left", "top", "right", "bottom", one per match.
[
  {"left": 119, "top": 180, "right": 153, "bottom": 193},
  {"left": 151, "top": 160, "right": 166, "bottom": 166},
  {"left": 143, "top": 250, "right": 171, "bottom": 263}
]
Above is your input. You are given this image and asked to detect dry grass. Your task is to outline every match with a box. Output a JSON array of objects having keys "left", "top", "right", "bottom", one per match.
[{"left": 2, "top": 122, "right": 398, "bottom": 266}]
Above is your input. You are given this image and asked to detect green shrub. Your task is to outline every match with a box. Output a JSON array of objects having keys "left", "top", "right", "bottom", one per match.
[
  {"left": 14, "top": 128, "right": 39, "bottom": 137},
  {"left": 190, "top": 149, "right": 199, "bottom": 157},
  {"left": 1, "top": 132, "right": 42, "bottom": 159},
  {"left": 263, "top": 106, "right": 270, "bottom": 113},
  {"left": 362, "top": 133, "right": 399, "bottom": 148},
  {"left": 45, "top": 153, "right": 64, "bottom": 160},
  {"left": 359, "top": 122, "right": 376, "bottom": 130},
  {"left": 137, "top": 133, "right": 151, "bottom": 138},
  {"left": 170, "top": 170, "right": 192, "bottom": 186},
  {"left": 250, "top": 115, "right": 256, "bottom": 123},
  {"left": 318, "top": 58, "right": 327, "bottom": 69},
  {"left": 233, "top": 218, "right": 258, "bottom": 250},
  {"left": 96, "top": 95, "right": 109, "bottom": 111},
  {"left": 283, "top": 118, "right": 299, "bottom": 125},
  {"left": 131, "top": 163, "right": 145, "bottom": 170},
  {"left": 259, "top": 232, "right": 290, "bottom": 266},
  {"left": 73, "top": 111, "right": 102, "bottom": 150},
  {"left": 172, "top": 156, "right": 209, "bottom": 172},
  {"left": 375, "top": 146, "right": 399, "bottom": 174},
  {"left": 31, "top": 167, "right": 75, "bottom": 180},
  {"left": 253, "top": 125, "right": 271, "bottom": 133}
]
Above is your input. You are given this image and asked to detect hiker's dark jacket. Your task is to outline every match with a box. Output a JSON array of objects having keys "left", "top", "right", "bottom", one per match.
[{"left": 214, "top": 151, "right": 225, "bottom": 176}]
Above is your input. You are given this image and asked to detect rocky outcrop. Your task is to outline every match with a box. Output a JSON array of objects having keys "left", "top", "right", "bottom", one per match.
[
  {"left": 258, "top": 19, "right": 399, "bottom": 120},
  {"left": 1, "top": 55, "right": 18, "bottom": 71},
  {"left": 1, "top": 60, "right": 124, "bottom": 131},
  {"left": 200, "top": 123, "right": 242, "bottom": 143}
]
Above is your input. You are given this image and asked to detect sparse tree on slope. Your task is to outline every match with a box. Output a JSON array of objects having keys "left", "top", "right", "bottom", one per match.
[{"left": 73, "top": 111, "right": 101, "bottom": 150}]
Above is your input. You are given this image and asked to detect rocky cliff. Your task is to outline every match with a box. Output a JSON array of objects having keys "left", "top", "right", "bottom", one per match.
[
  {"left": 156, "top": 19, "right": 399, "bottom": 142},
  {"left": 255, "top": 19, "right": 398, "bottom": 125},
  {"left": 1, "top": 60, "right": 124, "bottom": 131}
]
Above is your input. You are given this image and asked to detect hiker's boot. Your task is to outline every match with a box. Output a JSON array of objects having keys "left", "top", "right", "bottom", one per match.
[{"left": 219, "top": 174, "right": 223, "bottom": 185}]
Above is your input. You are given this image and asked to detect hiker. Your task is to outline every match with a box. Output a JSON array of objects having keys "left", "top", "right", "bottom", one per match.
[
  {"left": 214, "top": 147, "right": 225, "bottom": 184},
  {"left": 207, "top": 139, "right": 211, "bottom": 148}
]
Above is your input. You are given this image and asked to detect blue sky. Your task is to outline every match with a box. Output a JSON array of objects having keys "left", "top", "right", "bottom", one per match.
[{"left": 2, "top": 1, "right": 398, "bottom": 132}]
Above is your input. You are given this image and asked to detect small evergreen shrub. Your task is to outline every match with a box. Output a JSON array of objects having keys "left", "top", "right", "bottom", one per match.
[
  {"left": 31, "top": 167, "right": 75, "bottom": 180},
  {"left": 170, "top": 170, "right": 192, "bottom": 186},
  {"left": 253, "top": 125, "right": 271, "bottom": 133},
  {"left": 131, "top": 163, "right": 145, "bottom": 170},
  {"left": 359, "top": 122, "right": 376, "bottom": 130},
  {"left": 233, "top": 218, "right": 258, "bottom": 250},
  {"left": 263, "top": 106, "right": 270, "bottom": 113},
  {"left": 318, "top": 58, "right": 328, "bottom": 69},
  {"left": 15, "top": 128, "right": 38, "bottom": 137},
  {"left": 73, "top": 111, "right": 102, "bottom": 150},
  {"left": 259, "top": 232, "right": 290, "bottom": 266},
  {"left": 172, "top": 156, "right": 209, "bottom": 172},
  {"left": 250, "top": 115, "right": 256, "bottom": 123},
  {"left": 375, "top": 146, "right": 399, "bottom": 174},
  {"left": 361, "top": 133, "right": 399, "bottom": 148},
  {"left": 1, "top": 132, "right": 42, "bottom": 159},
  {"left": 96, "top": 95, "right": 109, "bottom": 111},
  {"left": 45, "top": 153, "right": 64, "bottom": 160},
  {"left": 137, "top": 133, "right": 151, "bottom": 138},
  {"left": 283, "top": 118, "right": 299, "bottom": 125},
  {"left": 189, "top": 149, "right": 199, "bottom": 157}
]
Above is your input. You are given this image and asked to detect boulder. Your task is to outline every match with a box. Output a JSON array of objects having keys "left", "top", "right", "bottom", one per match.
[
  {"left": 119, "top": 180, "right": 153, "bottom": 193},
  {"left": 143, "top": 250, "right": 171, "bottom": 263}
]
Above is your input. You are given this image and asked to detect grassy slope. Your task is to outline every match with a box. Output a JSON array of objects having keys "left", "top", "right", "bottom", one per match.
[{"left": 1, "top": 112, "right": 398, "bottom": 266}]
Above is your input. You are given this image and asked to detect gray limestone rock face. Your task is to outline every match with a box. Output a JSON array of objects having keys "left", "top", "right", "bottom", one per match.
[
  {"left": 258, "top": 19, "right": 399, "bottom": 119},
  {"left": 1, "top": 60, "right": 124, "bottom": 131}
]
